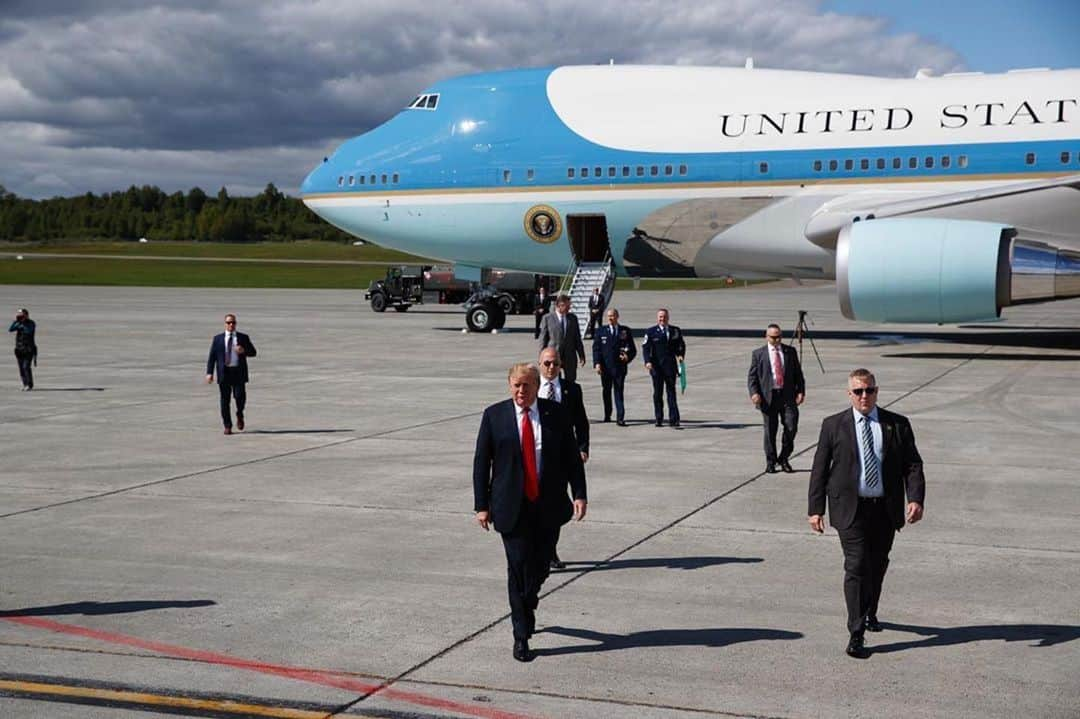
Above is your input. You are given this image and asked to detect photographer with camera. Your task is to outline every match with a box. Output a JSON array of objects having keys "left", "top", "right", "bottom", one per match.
[{"left": 9, "top": 308, "right": 37, "bottom": 391}]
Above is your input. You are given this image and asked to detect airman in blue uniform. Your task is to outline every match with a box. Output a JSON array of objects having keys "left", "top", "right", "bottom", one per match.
[
  {"left": 642, "top": 308, "right": 685, "bottom": 427},
  {"left": 591, "top": 308, "right": 636, "bottom": 425}
]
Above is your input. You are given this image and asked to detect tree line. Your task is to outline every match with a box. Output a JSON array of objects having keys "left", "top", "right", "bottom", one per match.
[{"left": 0, "top": 183, "right": 354, "bottom": 243}]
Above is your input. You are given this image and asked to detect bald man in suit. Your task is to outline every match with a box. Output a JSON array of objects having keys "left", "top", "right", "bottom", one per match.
[{"left": 808, "top": 368, "right": 925, "bottom": 659}]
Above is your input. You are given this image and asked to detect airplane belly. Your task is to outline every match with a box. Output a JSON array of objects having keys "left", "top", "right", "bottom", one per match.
[{"left": 694, "top": 194, "right": 837, "bottom": 279}]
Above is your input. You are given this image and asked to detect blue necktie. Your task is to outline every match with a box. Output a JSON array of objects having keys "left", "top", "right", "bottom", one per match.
[{"left": 860, "top": 416, "right": 880, "bottom": 490}]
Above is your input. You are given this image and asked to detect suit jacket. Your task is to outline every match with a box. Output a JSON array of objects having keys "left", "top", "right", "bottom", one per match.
[
  {"left": 808, "top": 407, "right": 925, "bottom": 531},
  {"left": 206, "top": 331, "right": 257, "bottom": 384},
  {"left": 553, "top": 378, "right": 590, "bottom": 455},
  {"left": 642, "top": 324, "right": 685, "bottom": 375},
  {"left": 748, "top": 343, "right": 805, "bottom": 408},
  {"left": 539, "top": 311, "right": 586, "bottom": 374},
  {"left": 592, "top": 323, "right": 636, "bottom": 376},
  {"left": 473, "top": 398, "right": 587, "bottom": 534}
]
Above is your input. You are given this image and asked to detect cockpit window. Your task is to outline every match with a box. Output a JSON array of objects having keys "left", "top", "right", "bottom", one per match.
[{"left": 407, "top": 93, "right": 440, "bottom": 111}]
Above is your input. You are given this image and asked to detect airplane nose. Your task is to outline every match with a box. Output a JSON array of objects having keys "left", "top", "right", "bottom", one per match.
[{"left": 299, "top": 161, "right": 325, "bottom": 197}]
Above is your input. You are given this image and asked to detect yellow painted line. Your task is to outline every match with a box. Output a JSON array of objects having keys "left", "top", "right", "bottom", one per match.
[{"left": 0, "top": 678, "right": 347, "bottom": 718}]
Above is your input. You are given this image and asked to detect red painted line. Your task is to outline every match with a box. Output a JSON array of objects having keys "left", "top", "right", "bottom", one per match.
[{"left": 2, "top": 616, "right": 539, "bottom": 719}]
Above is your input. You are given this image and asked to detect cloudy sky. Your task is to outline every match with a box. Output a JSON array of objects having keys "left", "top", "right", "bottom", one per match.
[{"left": 1, "top": 0, "right": 1076, "bottom": 199}]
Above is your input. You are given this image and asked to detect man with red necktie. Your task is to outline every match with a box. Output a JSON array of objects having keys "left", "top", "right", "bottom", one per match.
[
  {"left": 748, "top": 323, "right": 805, "bottom": 473},
  {"left": 473, "top": 363, "right": 587, "bottom": 662}
]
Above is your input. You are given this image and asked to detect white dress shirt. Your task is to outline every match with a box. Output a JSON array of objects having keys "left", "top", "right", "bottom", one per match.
[
  {"left": 514, "top": 402, "right": 542, "bottom": 474},
  {"left": 539, "top": 377, "right": 562, "bottom": 403},
  {"left": 225, "top": 332, "right": 240, "bottom": 367},
  {"left": 853, "top": 407, "right": 884, "bottom": 498},
  {"left": 769, "top": 344, "right": 785, "bottom": 384}
]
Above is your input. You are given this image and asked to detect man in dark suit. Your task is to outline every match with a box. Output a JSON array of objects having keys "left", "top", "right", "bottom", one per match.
[
  {"left": 538, "top": 347, "right": 590, "bottom": 569},
  {"left": 538, "top": 294, "right": 585, "bottom": 382},
  {"left": 592, "top": 308, "right": 635, "bottom": 425},
  {"left": 585, "top": 287, "right": 605, "bottom": 339},
  {"left": 642, "top": 308, "right": 685, "bottom": 428},
  {"left": 748, "top": 323, "right": 806, "bottom": 473},
  {"left": 808, "top": 368, "right": 925, "bottom": 659},
  {"left": 473, "top": 363, "right": 587, "bottom": 662},
  {"left": 533, "top": 286, "right": 552, "bottom": 339},
  {"left": 205, "top": 313, "right": 257, "bottom": 435}
]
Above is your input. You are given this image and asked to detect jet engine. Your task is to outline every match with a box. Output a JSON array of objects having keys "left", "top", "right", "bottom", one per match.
[{"left": 837, "top": 218, "right": 1080, "bottom": 323}]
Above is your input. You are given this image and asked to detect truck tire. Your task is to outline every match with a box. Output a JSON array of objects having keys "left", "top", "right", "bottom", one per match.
[
  {"left": 496, "top": 294, "right": 515, "bottom": 316},
  {"left": 370, "top": 292, "right": 387, "bottom": 312},
  {"left": 466, "top": 302, "right": 503, "bottom": 332},
  {"left": 393, "top": 304, "right": 410, "bottom": 312}
]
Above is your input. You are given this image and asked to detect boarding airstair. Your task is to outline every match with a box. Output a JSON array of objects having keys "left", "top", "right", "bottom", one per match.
[{"left": 563, "top": 255, "right": 616, "bottom": 326}]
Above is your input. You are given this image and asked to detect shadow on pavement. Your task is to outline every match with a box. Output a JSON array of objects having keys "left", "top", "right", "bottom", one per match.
[
  {"left": 555, "top": 556, "right": 763, "bottom": 573},
  {"left": 870, "top": 622, "right": 1080, "bottom": 653},
  {"left": 536, "top": 625, "right": 802, "bottom": 656},
  {"left": 0, "top": 600, "right": 216, "bottom": 617}
]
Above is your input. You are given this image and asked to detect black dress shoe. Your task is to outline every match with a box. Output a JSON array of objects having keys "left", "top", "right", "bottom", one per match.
[
  {"left": 655, "top": 420, "right": 664, "bottom": 427},
  {"left": 765, "top": 463, "right": 777, "bottom": 473},
  {"left": 603, "top": 417, "right": 612, "bottom": 423},
  {"left": 846, "top": 634, "right": 869, "bottom": 659},
  {"left": 616, "top": 420, "right": 627, "bottom": 427},
  {"left": 780, "top": 459, "right": 794, "bottom": 473},
  {"left": 670, "top": 420, "right": 680, "bottom": 428},
  {"left": 550, "top": 552, "right": 565, "bottom": 570},
  {"left": 513, "top": 638, "right": 534, "bottom": 662},
  {"left": 864, "top": 616, "right": 882, "bottom": 632}
]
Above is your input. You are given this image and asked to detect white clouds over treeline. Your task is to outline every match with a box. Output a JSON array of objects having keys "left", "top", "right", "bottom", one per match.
[{"left": 0, "top": 0, "right": 963, "bottom": 198}]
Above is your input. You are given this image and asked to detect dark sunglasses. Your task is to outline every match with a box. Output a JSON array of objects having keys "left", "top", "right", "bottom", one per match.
[
  {"left": 225, "top": 320, "right": 236, "bottom": 324},
  {"left": 541, "top": 360, "right": 561, "bottom": 367},
  {"left": 850, "top": 387, "right": 878, "bottom": 396}
]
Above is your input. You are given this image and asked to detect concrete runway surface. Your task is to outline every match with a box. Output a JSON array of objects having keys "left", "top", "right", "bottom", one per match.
[{"left": 1, "top": 283, "right": 1077, "bottom": 719}]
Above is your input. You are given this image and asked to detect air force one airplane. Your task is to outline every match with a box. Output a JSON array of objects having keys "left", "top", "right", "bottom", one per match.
[{"left": 300, "top": 64, "right": 1080, "bottom": 324}]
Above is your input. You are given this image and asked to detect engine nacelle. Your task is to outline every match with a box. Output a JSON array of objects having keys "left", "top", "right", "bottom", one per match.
[{"left": 837, "top": 218, "right": 1080, "bottom": 323}]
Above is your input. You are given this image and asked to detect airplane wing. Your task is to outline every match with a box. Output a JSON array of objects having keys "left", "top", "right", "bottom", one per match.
[{"left": 805, "top": 173, "right": 1080, "bottom": 248}]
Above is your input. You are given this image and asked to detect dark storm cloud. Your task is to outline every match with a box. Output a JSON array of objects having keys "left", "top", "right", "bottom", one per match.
[{"left": 0, "top": 0, "right": 964, "bottom": 198}]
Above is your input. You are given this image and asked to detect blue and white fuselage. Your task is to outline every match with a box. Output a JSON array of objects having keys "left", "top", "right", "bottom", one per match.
[{"left": 301, "top": 64, "right": 1080, "bottom": 323}]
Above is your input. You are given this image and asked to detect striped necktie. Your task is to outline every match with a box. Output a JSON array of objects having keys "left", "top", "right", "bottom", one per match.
[{"left": 860, "top": 416, "right": 880, "bottom": 490}]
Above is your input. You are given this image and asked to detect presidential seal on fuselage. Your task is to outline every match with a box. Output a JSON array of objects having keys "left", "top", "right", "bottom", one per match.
[{"left": 524, "top": 205, "right": 562, "bottom": 244}]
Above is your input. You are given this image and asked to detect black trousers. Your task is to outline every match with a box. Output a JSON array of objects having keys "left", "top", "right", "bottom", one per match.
[
  {"left": 500, "top": 501, "right": 558, "bottom": 640},
  {"left": 533, "top": 312, "right": 545, "bottom": 339},
  {"left": 836, "top": 498, "right": 896, "bottom": 636},
  {"left": 650, "top": 370, "right": 679, "bottom": 424},
  {"left": 761, "top": 392, "right": 799, "bottom": 463},
  {"left": 218, "top": 368, "right": 247, "bottom": 428},
  {"left": 15, "top": 351, "right": 33, "bottom": 389},
  {"left": 586, "top": 309, "right": 601, "bottom": 337},
  {"left": 599, "top": 369, "right": 626, "bottom": 421}
]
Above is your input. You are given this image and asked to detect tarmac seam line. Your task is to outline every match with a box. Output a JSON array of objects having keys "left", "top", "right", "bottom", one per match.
[{"left": 0, "top": 410, "right": 482, "bottom": 521}]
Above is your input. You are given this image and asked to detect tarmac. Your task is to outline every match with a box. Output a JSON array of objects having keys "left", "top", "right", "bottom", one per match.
[{"left": 0, "top": 283, "right": 1077, "bottom": 719}]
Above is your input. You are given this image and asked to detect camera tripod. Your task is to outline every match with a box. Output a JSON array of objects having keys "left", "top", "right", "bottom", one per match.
[{"left": 794, "top": 310, "right": 825, "bottom": 373}]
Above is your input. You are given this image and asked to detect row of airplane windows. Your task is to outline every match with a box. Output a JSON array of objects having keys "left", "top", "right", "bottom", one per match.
[
  {"left": 805, "top": 150, "right": 1078, "bottom": 175},
  {"left": 338, "top": 151, "right": 1079, "bottom": 187},
  {"left": 563, "top": 164, "right": 690, "bottom": 180},
  {"left": 338, "top": 173, "right": 400, "bottom": 187}
]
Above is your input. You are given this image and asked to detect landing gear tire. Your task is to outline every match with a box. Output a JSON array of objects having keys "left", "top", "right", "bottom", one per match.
[
  {"left": 496, "top": 294, "right": 515, "bottom": 316},
  {"left": 370, "top": 292, "right": 387, "bottom": 312},
  {"left": 466, "top": 302, "right": 504, "bottom": 332}
]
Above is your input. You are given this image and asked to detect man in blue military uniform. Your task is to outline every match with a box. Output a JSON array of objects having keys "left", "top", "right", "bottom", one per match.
[
  {"left": 642, "top": 308, "right": 685, "bottom": 428},
  {"left": 591, "top": 308, "right": 635, "bottom": 426}
]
